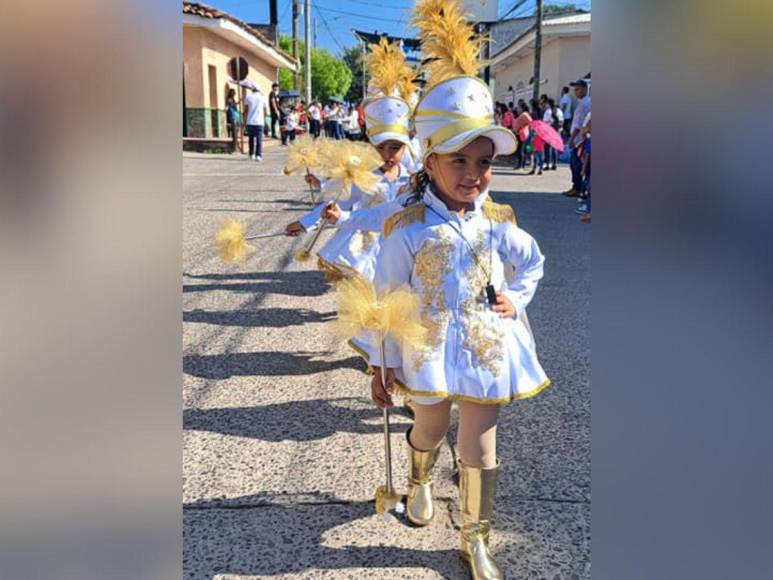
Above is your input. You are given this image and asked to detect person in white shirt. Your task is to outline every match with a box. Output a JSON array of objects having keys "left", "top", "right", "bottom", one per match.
[
  {"left": 558, "top": 85, "right": 573, "bottom": 136},
  {"left": 346, "top": 107, "right": 361, "bottom": 140},
  {"left": 565, "top": 79, "right": 591, "bottom": 196},
  {"left": 244, "top": 87, "right": 268, "bottom": 161},
  {"left": 283, "top": 107, "right": 299, "bottom": 144},
  {"left": 308, "top": 100, "right": 322, "bottom": 138}
]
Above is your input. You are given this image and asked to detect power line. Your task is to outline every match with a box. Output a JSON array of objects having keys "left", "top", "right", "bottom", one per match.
[
  {"left": 315, "top": 5, "right": 405, "bottom": 24},
  {"left": 500, "top": 0, "right": 533, "bottom": 20},
  {"left": 280, "top": 0, "right": 293, "bottom": 21},
  {"left": 321, "top": 0, "right": 413, "bottom": 8},
  {"left": 314, "top": 5, "right": 347, "bottom": 54}
]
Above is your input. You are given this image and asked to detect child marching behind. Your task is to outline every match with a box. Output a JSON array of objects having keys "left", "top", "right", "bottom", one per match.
[
  {"left": 366, "top": 2, "right": 550, "bottom": 578},
  {"left": 283, "top": 36, "right": 418, "bottom": 285}
]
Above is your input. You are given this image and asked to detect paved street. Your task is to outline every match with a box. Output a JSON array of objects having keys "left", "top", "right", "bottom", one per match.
[{"left": 183, "top": 142, "right": 590, "bottom": 579}]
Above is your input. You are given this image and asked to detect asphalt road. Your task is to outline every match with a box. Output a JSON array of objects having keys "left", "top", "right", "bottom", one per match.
[{"left": 183, "top": 142, "right": 591, "bottom": 579}]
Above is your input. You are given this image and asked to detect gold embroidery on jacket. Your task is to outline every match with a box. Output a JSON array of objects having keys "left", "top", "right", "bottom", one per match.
[
  {"left": 411, "top": 230, "right": 454, "bottom": 370},
  {"left": 349, "top": 230, "right": 378, "bottom": 256},
  {"left": 460, "top": 229, "right": 505, "bottom": 376}
]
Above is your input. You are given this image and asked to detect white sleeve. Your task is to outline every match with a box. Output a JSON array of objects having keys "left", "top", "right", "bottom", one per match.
[
  {"left": 498, "top": 225, "right": 545, "bottom": 319},
  {"left": 298, "top": 202, "right": 326, "bottom": 231},
  {"left": 336, "top": 200, "right": 402, "bottom": 232},
  {"left": 369, "top": 230, "right": 414, "bottom": 367}
]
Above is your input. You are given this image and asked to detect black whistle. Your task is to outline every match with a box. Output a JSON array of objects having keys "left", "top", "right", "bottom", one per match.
[{"left": 485, "top": 284, "right": 498, "bottom": 306}]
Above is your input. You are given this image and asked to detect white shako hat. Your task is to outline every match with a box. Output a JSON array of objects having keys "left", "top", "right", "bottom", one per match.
[
  {"left": 363, "top": 96, "right": 413, "bottom": 147},
  {"left": 410, "top": 0, "right": 516, "bottom": 161},
  {"left": 414, "top": 76, "right": 516, "bottom": 162},
  {"left": 360, "top": 36, "right": 418, "bottom": 148}
]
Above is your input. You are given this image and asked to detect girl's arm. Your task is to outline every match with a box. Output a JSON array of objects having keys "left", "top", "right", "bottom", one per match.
[
  {"left": 297, "top": 201, "right": 327, "bottom": 232},
  {"left": 334, "top": 200, "right": 403, "bottom": 232},
  {"left": 498, "top": 225, "right": 545, "bottom": 319},
  {"left": 370, "top": 229, "right": 414, "bottom": 368}
]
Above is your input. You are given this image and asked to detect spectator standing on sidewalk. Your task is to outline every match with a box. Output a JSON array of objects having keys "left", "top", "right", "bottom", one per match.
[
  {"left": 559, "top": 85, "right": 573, "bottom": 137},
  {"left": 564, "top": 79, "right": 591, "bottom": 197},
  {"left": 513, "top": 103, "right": 532, "bottom": 170},
  {"left": 244, "top": 86, "right": 268, "bottom": 161},
  {"left": 283, "top": 106, "right": 299, "bottom": 144},
  {"left": 268, "top": 83, "right": 281, "bottom": 139},
  {"left": 540, "top": 96, "right": 555, "bottom": 171},
  {"left": 226, "top": 88, "right": 241, "bottom": 150},
  {"left": 308, "top": 100, "right": 322, "bottom": 138}
]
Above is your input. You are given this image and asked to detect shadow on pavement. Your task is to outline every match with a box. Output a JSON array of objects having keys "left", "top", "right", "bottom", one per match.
[
  {"left": 184, "top": 492, "right": 463, "bottom": 578},
  {"left": 183, "top": 397, "right": 405, "bottom": 441},
  {"left": 183, "top": 270, "right": 330, "bottom": 297},
  {"left": 184, "top": 308, "right": 337, "bottom": 328},
  {"left": 183, "top": 351, "right": 366, "bottom": 379}
]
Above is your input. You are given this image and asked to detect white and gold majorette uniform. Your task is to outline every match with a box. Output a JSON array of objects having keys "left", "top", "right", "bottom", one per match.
[
  {"left": 367, "top": 187, "right": 550, "bottom": 404},
  {"left": 297, "top": 166, "right": 411, "bottom": 282}
]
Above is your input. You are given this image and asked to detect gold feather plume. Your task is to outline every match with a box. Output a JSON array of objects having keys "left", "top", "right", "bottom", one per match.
[
  {"left": 215, "top": 218, "right": 256, "bottom": 263},
  {"left": 365, "top": 36, "right": 417, "bottom": 103},
  {"left": 316, "top": 140, "right": 387, "bottom": 199},
  {"left": 411, "top": 0, "right": 486, "bottom": 88},
  {"left": 283, "top": 134, "right": 330, "bottom": 176},
  {"left": 332, "top": 277, "right": 427, "bottom": 349}
]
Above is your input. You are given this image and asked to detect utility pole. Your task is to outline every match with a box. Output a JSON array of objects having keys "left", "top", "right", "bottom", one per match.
[
  {"left": 292, "top": 0, "right": 300, "bottom": 90},
  {"left": 361, "top": 39, "right": 367, "bottom": 102},
  {"left": 304, "top": 0, "right": 311, "bottom": 104},
  {"left": 532, "top": 0, "right": 543, "bottom": 101}
]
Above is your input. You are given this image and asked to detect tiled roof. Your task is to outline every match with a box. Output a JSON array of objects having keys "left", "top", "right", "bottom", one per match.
[{"left": 183, "top": 1, "right": 297, "bottom": 64}]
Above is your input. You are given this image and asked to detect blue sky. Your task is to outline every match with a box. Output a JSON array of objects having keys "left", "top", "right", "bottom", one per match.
[{"left": 206, "top": 0, "right": 590, "bottom": 56}]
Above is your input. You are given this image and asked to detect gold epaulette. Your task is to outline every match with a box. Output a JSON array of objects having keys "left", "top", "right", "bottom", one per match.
[
  {"left": 383, "top": 203, "right": 426, "bottom": 238},
  {"left": 397, "top": 182, "right": 413, "bottom": 195},
  {"left": 482, "top": 199, "right": 517, "bottom": 225}
]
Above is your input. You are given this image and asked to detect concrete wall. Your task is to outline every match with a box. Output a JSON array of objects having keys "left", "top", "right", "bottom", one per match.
[
  {"left": 183, "top": 26, "right": 280, "bottom": 138},
  {"left": 493, "top": 34, "right": 590, "bottom": 104}
]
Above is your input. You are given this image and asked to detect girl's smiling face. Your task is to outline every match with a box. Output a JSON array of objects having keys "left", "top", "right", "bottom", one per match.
[
  {"left": 376, "top": 140, "right": 406, "bottom": 170},
  {"left": 426, "top": 137, "right": 495, "bottom": 207}
]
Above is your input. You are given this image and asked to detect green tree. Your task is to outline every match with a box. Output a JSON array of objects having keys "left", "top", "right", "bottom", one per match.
[
  {"left": 278, "top": 36, "right": 353, "bottom": 103},
  {"left": 343, "top": 46, "right": 365, "bottom": 105},
  {"left": 544, "top": 3, "right": 581, "bottom": 14}
]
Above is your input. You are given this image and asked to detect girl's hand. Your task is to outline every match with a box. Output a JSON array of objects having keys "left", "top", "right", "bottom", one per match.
[
  {"left": 321, "top": 202, "right": 341, "bottom": 224},
  {"left": 304, "top": 174, "right": 321, "bottom": 189},
  {"left": 371, "top": 367, "right": 396, "bottom": 408},
  {"left": 285, "top": 221, "right": 306, "bottom": 237},
  {"left": 492, "top": 293, "right": 517, "bottom": 318}
]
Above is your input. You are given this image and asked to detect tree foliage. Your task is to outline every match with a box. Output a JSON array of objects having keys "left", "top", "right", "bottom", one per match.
[
  {"left": 278, "top": 36, "right": 353, "bottom": 103},
  {"left": 343, "top": 46, "right": 365, "bottom": 105},
  {"left": 544, "top": 3, "right": 581, "bottom": 15}
]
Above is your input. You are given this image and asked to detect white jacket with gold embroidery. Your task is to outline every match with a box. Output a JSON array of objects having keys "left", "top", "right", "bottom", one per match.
[{"left": 368, "top": 187, "right": 550, "bottom": 404}]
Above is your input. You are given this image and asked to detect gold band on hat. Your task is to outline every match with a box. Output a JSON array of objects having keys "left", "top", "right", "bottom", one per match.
[
  {"left": 416, "top": 114, "right": 495, "bottom": 150},
  {"left": 366, "top": 122, "right": 410, "bottom": 137}
]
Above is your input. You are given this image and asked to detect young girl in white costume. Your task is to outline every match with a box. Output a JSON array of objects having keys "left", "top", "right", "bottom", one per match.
[
  {"left": 368, "top": 2, "right": 550, "bottom": 578},
  {"left": 284, "top": 38, "right": 417, "bottom": 284}
]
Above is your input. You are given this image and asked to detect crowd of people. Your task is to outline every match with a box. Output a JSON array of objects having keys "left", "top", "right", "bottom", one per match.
[
  {"left": 230, "top": 77, "right": 591, "bottom": 222},
  {"left": 226, "top": 83, "right": 372, "bottom": 163},
  {"left": 493, "top": 79, "right": 592, "bottom": 221}
]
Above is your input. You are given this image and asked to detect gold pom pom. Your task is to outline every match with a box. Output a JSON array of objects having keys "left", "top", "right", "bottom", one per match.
[
  {"left": 332, "top": 277, "right": 428, "bottom": 348},
  {"left": 284, "top": 134, "right": 328, "bottom": 176},
  {"left": 316, "top": 140, "right": 387, "bottom": 199},
  {"left": 215, "top": 218, "right": 255, "bottom": 263}
]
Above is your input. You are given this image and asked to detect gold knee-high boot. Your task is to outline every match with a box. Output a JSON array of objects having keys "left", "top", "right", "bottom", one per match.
[
  {"left": 406, "top": 427, "right": 441, "bottom": 526},
  {"left": 458, "top": 460, "right": 504, "bottom": 579}
]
